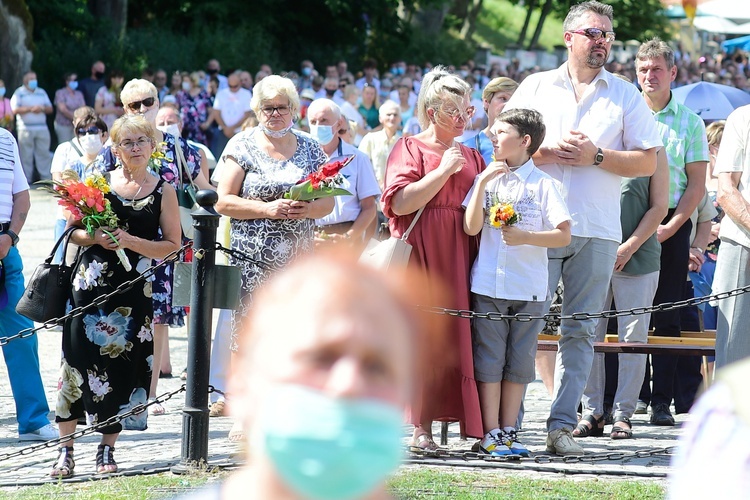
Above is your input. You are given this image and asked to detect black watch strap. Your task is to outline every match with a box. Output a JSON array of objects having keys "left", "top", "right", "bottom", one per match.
[
  {"left": 5, "top": 229, "right": 19, "bottom": 246},
  {"left": 593, "top": 147, "right": 604, "bottom": 166}
]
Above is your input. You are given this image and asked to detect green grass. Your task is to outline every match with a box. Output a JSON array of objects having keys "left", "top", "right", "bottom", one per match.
[
  {"left": 1, "top": 467, "right": 666, "bottom": 499},
  {"left": 475, "top": 0, "right": 566, "bottom": 52}
]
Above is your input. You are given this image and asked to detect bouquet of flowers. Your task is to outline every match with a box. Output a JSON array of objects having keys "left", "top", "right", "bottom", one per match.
[
  {"left": 489, "top": 202, "right": 521, "bottom": 227},
  {"left": 40, "top": 170, "right": 132, "bottom": 271},
  {"left": 284, "top": 155, "right": 354, "bottom": 201}
]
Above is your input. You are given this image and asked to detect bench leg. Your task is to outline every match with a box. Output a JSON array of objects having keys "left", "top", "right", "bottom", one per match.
[{"left": 440, "top": 422, "right": 449, "bottom": 446}]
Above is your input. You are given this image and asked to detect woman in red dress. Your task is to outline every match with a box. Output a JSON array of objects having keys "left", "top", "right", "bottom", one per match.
[{"left": 382, "top": 66, "right": 485, "bottom": 450}]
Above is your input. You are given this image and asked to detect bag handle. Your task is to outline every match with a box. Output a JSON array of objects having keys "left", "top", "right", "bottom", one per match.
[
  {"left": 173, "top": 136, "right": 197, "bottom": 191},
  {"left": 45, "top": 226, "right": 77, "bottom": 265},
  {"left": 401, "top": 206, "right": 425, "bottom": 241}
]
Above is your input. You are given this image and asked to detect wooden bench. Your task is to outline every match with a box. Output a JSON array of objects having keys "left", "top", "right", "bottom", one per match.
[{"left": 537, "top": 330, "right": 716, "bottom": 357}]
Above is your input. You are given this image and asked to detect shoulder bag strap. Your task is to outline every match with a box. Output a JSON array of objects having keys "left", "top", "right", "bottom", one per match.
[
  {"left": 173, "top": 136, "right": 196, "bottom": 190},
  {"left": 69, "top": 139, "right": 84, "bottom": 158},
  {"left": 401, "top": 206, "right": 425, "bottom": 241}
]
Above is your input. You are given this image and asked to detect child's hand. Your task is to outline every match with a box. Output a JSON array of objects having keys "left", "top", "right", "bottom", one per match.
[
  {"left": 479, "top": 161, "right": 509, "bottom": 184},
  {"left": 501, "top": 225, "right": 528, "bottom": 246}
]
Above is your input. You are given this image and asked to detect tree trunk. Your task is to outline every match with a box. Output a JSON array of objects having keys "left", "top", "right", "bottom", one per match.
[
  {"left": 401, "top": 0, "right": 450, "bottom": 36},
  {"left": 517, "top": 0, "right": 538, "bottom": 46},
  {"left": 528, "top": 0, "right": 552, "bottom": 50},
  {"left": 0, "top": 0, "right": 34, "bottom": 90},
  {"left": 88, "top": 0, "right": 127, "bottom": 38},
  {"left": 459, "top": 0, "right": 484, "bottom": 40}
]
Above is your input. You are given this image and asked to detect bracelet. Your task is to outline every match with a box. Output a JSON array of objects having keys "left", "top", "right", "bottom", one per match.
[{"left": 691, "top": 246, "right": 704, "bottom": 254}]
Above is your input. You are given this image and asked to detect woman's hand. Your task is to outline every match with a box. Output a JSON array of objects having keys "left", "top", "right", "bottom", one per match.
[
  {"left": 94, "top": 227, "right": 128, "bottom": 251},
  {"left": 287, "top": 200, "right": 312, "bottom": 219},
  {"left": 265, "top": 199, "right": 296, "bottom": 219},
  {"left": 438, "top": 146, "right": 466, "bottom": 176}
]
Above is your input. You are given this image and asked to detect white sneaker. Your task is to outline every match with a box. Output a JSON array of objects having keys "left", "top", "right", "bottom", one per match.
[
  {"left": 19, "top": 423, "right": 59, "bottom": 442},
  {"left": 501, "top": 429, "right": 530, "bottom": 457},
  {"left": 479, "top": 431, "right": 512, "bottom": 456},
  {"left": 546, "top": 428, "right": 584, "bottom": 456}
]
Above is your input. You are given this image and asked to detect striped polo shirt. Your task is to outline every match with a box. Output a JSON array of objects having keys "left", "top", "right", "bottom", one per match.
[{"left": 0, "top": 128, "right": 30, "bottom": 222}]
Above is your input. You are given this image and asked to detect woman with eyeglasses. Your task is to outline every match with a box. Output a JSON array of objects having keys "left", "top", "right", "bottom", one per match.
[
  {"left": 52, "top": 114, "right": 181, "bottom": 478},
  {"left": 94, "top": 70, "right": 125, "bottom": 130},
  {"left": 94, "top": 78, "right": 214, "bottom": 415},
  {"left": 215, "top": 75, "right": 334, "bottom": 441},
  {"left": 53, "top": 72, "right": 86, "bottom": 143},
  {"left": 382, "top": 65, "right": 485, "bottom": 451},
  {"left": 49, "top": 107, "right": 108, "bottom": 263}
]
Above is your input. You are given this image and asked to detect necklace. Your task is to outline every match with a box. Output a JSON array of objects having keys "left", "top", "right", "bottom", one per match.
[
  {"left": 435, "top": 136, "right": 454, "bottom": 149},
  {"left": 123, "top": 168, "right": 149, "bottom": 202}
]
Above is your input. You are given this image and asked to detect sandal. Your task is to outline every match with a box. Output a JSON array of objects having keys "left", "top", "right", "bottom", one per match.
[
  {"left": 611, "top": 417, "right": 633, "bottom": 440},
  {"left": 96, "top": 444, "right": 117, "bottom": 474},
  {"left": 209, "top": 400, "right": 226, "bottom": 418},
  {"left": 573, "top": 414, "right": 604, "bottom": 437},
  {"left": 409, "top": 433, "right": 439, "bottom": 452},
  {"left": 148, "top": 398, "right": 165, "bottom": 416},
  {"left": 50, "top": 446, "right": 75, "bottom": 479}
]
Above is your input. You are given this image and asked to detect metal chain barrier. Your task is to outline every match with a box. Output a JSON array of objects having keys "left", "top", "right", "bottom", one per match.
[
  {"left": 0, "top": 385, "right": 187, "bottom": 464},
  {"left": 0, "top": 243, "right": 191, "bottom": 347},
  {"left": 407, "top": 445, "right": 675, "bottom": 464},
  {"left": 419, "top": 283, "right": 750, "bottom": 322},
  {"left": 214, "top": 243, "right": 269, "bottom": 270}
]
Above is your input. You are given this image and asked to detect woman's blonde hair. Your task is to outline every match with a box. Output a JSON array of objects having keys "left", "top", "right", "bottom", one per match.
[
  {"left": 416, "top": 65, "right": 471, "bottom": 130},
  {"left": 706, "top": 120, "right": 725, "bottom": 148},
  {"left": 110, "top": 114, "right": 155, "bottom": 146},
  {"left": 482, "top": 77, "right": 518, "bottom": 105},
  {"left": 250, "top": 75, "right": 300, "bottom": 119},
  {"left": 120, "top": 79, "right": 158, "bottom": 106}
]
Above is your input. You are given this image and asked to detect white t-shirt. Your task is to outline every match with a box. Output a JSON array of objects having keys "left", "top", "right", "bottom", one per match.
[
  {"left": 0, "top": 129, "right": 28, "bottom": 221},
  {"left": 315, "top": 140, "right": 381, "bottom": 226},
  {"left": 213, "top": 88, "right": 252, "bottom": 131},
  {"left": 463, "top": 159, "right": 571, "bottom": 301},
  {"left": 714, "top": 104, "right": 750, "bottom": 247},
  {"left": 505, "top": 63, "right": 663, "bottom": 242}
]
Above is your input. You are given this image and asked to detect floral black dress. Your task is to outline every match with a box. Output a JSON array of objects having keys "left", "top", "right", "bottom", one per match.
[
  {"left": 224, "top": 128, "right": 326, "bottom": 348},
  {"left": 95, "top": 134, "right": 200, "bottom": 327},
  {"left": 56, "top": 180, "right": 165, "bottom": 434}
]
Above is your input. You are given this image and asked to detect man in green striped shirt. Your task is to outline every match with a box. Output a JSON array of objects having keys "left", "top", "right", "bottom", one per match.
[{"left": 635, "top": 38, "right": 709, "bottom": 427}]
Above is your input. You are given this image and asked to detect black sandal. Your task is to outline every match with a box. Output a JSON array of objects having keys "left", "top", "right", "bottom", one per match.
[
  {"left": 611, "top": 417, "right": 633, "bottom": 440},
  {"left": 573, "top": 414, "right": 604, "bottom": 437},
  {"left": 50, "top": 446, "right": 75, "bottom": 479},
  {"left": 96, "top": 444, "right": 118, "bottom": 474}
]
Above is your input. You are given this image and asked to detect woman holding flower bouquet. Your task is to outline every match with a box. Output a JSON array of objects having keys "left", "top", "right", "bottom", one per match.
[
  {"left": 52, "top": 115, "right": 181, "bottom": 478},
  {"left": 382, "top": 66, "right": 485, "bottom": 450}
]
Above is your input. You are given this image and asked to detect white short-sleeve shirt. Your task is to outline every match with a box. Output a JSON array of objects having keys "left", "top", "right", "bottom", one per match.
[
  {"left": 714, "top": 104, "right": 750, "bottom": 248},
  {"left": 0, "top": 129, "right": 29, "bottom": 221},
  {"left": 505, "top": 64, "right": 663, "bottom": 242},
  {"left": 213, "top": 87, "right": 252, "bottom": 130},
  {"left": 463, "top": 159, "right": 571, "bottom": 301}
]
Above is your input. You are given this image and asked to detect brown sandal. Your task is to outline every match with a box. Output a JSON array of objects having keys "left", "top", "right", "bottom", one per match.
[
  {"left": 50, "top": 446, "right": 75, "bottom": 479},
  {"left": 409, "top": 434, "right": 439, "bottom": 452}
]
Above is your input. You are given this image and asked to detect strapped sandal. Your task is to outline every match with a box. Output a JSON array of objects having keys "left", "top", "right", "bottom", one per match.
[
  {"left": 96, "top": 444, "right": 118, "bottom": 474},
  {"left": 611, "top": 416, "right": 633, "bottom": 440},
  {"left": 50, "top": 446, "right": 75, "bottom": 479},
  {"left": 573, "top": 414, "right": 605, "bottom": 437},
  {"left": 409, "top": 434, "right": 439, "bottom": 453}
]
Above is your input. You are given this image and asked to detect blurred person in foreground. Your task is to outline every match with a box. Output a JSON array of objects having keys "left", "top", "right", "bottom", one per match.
[{"left": 182, "top": 252, "right": 447, "bottom": 500}]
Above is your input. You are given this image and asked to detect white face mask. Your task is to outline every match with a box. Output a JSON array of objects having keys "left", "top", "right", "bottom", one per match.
[
  {"left": 77, "top": 134, "right": 103, "bottom": 155},
  {"left": 156, "top": 123, "right": 181, "bottom": 138}
]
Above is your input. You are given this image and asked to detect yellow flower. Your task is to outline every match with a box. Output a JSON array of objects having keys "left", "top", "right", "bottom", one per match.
[{"left": 84, "top": 173, "right": 111, "bottom": 194}]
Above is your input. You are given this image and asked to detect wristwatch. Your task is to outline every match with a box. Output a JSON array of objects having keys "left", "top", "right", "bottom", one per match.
[
  {"left": 593, "top": 147, "right": 604, "bottom": 166},
  {"left": 4, "top": 229, "right": 19, "bottom": 246}
]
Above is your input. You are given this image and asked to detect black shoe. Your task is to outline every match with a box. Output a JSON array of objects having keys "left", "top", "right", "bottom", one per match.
[{"left": 650, "top": 403, "right": 675, "bottom": 426}]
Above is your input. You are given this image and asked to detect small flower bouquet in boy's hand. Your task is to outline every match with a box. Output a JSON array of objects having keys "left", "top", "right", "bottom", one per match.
[
  {"left": 489, "top": 202, "right": 521, "bottom": 227},
  {"left": 39, "top": 170, "right": 132, "bottom": 271},
  {"left": 284, "top": 155, "right": 354, "bottom": 201}
]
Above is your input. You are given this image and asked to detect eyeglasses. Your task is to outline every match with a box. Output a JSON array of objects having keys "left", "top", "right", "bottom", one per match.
[
  {"left": 117, "top": 138, "right": 152, "bottom": 151},
  {"left": 441, "top": 105, "right": 476, "bottom": 122},
  {"left": 125, "top": 97, "right": 156, "bottom": 112},
  {"left": 77, "top": 126, "right": 101, "bottom": 136},
  {"left": 260, "top": 105, "right": 291, "bottom": 116},
  {"left": 569, "top": 28, "right": 616, "bottom": 43}
]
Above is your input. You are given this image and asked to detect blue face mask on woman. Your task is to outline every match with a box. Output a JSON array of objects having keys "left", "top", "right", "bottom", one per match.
[
  {"left": 309, "top": 123, "right": 335, "bottom": 145},
  {"left": 257, "top": 384, "right": 404, "bottom": 500}
]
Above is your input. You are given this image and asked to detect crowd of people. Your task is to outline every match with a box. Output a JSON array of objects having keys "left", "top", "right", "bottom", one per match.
[{"left": 1, "top": 0, "right": 750, "bottom": 493}]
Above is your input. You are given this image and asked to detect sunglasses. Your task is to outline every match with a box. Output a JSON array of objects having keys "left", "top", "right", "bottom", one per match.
[
  {"left": 569, "top": 28, "right": 616, "bottom": 43},
  {"left": 77, "top": 126, "right": 101, "bottom": 136},
  {"left": 126, "top": 97, "right": 156, "bottom": 112}
]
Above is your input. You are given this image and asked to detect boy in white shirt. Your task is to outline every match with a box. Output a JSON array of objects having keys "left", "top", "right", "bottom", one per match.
[{"left": 463, "top": 108, "right": 571, "bottom": 456}]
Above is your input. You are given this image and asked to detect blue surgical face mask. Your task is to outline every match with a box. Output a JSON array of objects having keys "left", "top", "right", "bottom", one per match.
[
  {"left": 257, "top": 385, "right": 403, "bottom": 500},
  {"left": 28, "top": 79, "right": 38, "bottom": 90},
  {"left": 0, "top": 87, "right": 5, "bottom": 98},
  {"left": 302, "top": 67, "right": 312, "bottom": 77},
  {"left": 68, "top": 80, "right": 78, "bottom": 91},
  {"left": 309, "top": 123, "right": 335, "bottom": 145}
]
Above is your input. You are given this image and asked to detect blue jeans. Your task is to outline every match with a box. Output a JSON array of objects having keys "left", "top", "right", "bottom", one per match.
[
  {"left": 0, "top": 247, "right": 52, "bottom": 434},
  {"left": 546, "top": 236, "right": 618, "bottom": 432},
  {"left": 52, "top": 218, "right": 67, "bottom": 264}
]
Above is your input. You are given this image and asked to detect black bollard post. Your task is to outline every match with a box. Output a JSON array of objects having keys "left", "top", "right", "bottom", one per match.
[{"left": 172, "top": 189, "right": 219, "bottom": 473}]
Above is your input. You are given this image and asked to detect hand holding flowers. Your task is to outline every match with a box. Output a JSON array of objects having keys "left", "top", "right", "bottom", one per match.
[{"left": 284, "top": 155, "right": 354, "bottom": 201}]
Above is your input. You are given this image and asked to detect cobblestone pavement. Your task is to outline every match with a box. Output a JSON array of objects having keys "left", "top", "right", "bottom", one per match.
[{"left": 0, "top": 189, "right": 683, "bottom": 490}]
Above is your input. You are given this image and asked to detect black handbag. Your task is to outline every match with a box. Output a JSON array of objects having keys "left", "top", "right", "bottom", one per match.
[{"left": 16, "top": 226, "right": 77, "bottom": 323}]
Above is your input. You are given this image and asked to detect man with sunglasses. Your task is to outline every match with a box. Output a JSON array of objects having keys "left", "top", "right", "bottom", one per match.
[{"left": 505, "top": 0, "right": 662, "bottom": 456}]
